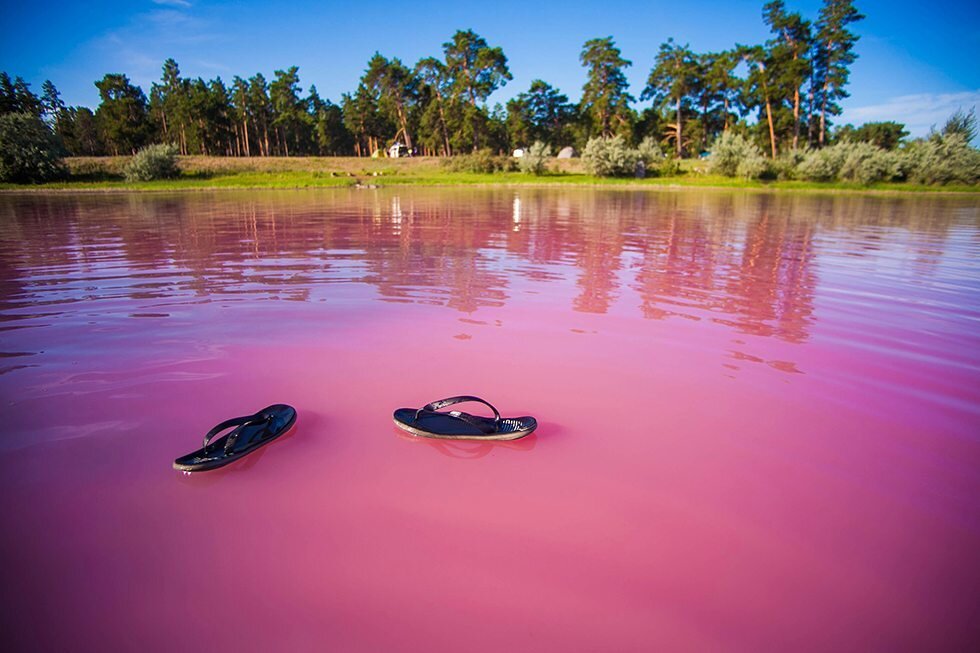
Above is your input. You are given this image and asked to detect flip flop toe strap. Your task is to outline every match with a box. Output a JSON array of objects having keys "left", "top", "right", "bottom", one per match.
[
  {"left": 415, "top": 396, "right": 502, "bottom": 433},
  {"left": 202, "top": 412, "right": 272, "bottom": 456}
]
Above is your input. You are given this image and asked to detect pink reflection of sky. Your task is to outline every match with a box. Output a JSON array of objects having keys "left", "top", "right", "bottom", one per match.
[{"left": 0, "top": 189, "right": 979, "bottom": 651}]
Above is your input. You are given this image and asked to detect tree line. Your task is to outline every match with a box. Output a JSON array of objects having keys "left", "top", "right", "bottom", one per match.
[{"left": 3, "top": 1, "right": 885, "bottom": 160}]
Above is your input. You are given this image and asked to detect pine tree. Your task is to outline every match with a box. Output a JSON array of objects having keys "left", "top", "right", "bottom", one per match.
[
  {"left": 580, "top": 37, "right": 634, "bottom": 139},
  {"left": 643, "top": 39, "right": 698, "bottom": 157},
  {"left": 814, "top": 0, "right": 864, "bottom": 145}
]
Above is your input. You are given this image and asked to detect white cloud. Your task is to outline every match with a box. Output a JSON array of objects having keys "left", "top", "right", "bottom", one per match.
[
  {"left": 845, "top": 90, "right": 980, "bottom": 138},
  {"left": 152, "top": 0, "right": 192, "bottom": 7}
]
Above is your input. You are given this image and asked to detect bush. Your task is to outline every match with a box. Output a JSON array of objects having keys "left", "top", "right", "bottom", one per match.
[
  {"left": 796, "top": 145, "right": 848, "bottom": 182},
  {"left": 736, "top": 151, "right": 769, "bottom": 180},
  {"left": 582, "top": 135, "right": 639, "bottom": 177},
  {"left": 707, "top": 132, "right": 766, "bottom": 179},
  {"left": 900, "top": 134, "right": 980, "bottom": 185},
  {"left": 0, "top": 112, "right": 67, "bottom": 183},
  {"left": 659, "top": 157, "right": 682, "bottom": 177},
  {"left": 837, "top": 141, "right": 900, "bottom": 184},
  {"left": 518, "top": 141, "right": 551, "bottom": 175},
  {"left": 124, "top": 143, "right": 180, "bottom": 182},
  {"left": 636, "top": 136, "right": 664, "bottom": 167},
  {"left": 442, "top": 149, "right": 515, "bottom": 173},
  {"left": 770, "top": 151, "right": 805, "bottom": 180}
]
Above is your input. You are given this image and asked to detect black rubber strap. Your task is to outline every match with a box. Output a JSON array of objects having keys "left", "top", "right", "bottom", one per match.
[
  {"left": 415, "top": 396, "right": 501, "bottom": 432},
  {"left": 202, "top": 412, "right": 270, "bottom": 455}
]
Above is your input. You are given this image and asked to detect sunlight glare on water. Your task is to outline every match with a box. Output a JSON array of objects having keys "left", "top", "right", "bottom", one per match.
[{"left": 0, "top": 188, "right": 978, "bottom": 651}]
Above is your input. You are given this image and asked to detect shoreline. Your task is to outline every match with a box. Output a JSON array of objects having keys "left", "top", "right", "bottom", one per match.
[
  {"left": 2, "top": 156, "right": 977, "bottom": 196},
  {"left": 3, "top": 179, "right": 978, "bottom": 197}
]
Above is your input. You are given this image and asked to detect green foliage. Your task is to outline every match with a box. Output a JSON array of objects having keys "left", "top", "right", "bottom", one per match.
[
  {"left": 814, "top": 0, "right": 865, "bottom": 144},
  {"left": 837, "top": 141, "right": 899, "bottom": 184},
  {"left": 506, "top": 80, "right": 576, "bottom": 149},
  {"left": 770, "top": 150, "right": 806, "bottom": 180},
  {"left": 94, "top": 73, "right": 150, "bottom": 155},
  {"left": 636, "top": 136, "right": 664, "bottom": 166},
  {"left": 0, "top": 72, "right": 43, "bottom": 117},
  {"left": 708, "top": 131, "right": 767, "bottom": 178},
  {"left": 941, "top": 107, "right": 977, "bottom": 143},
  {"left": 736, "top": 151, "right": 769, "bottom": 180},
  {"left": 797, "top": 144, "right": 848, "bottom": 181},
  {"left": 124, "top": 143, "right": 180, "bottom": 182},
  {"left": 658, "top": 157, "right": 682, "bottom": 177},
  {"left": 642, "top": 38, "right": 698, "bottom": 157},
  {"left": 580, "top": 37, "right": 634, "bottom": 139},
  {"left": 834, "top": 121, "right": 908, "bottom": 150},
  {"left": 518, "top": 141, "right": 551, "bottom": 175},
  {"left": 0, "top": 112, "right": 67, "bottom": 183},
  {"left": 797, "top": 141, "right": 901, "bottom": 184},
  {"left": 55, "top": 106, "right": 104, "bottom": 155},
  {"left": 582, "top": 135, "right": 639, "bottom": 176},
  {"left": 442, "top": 148, "right": 514, "bottom": 173},
  {"left": 901, "top": 134, "right": 980, "bottom": 185}
]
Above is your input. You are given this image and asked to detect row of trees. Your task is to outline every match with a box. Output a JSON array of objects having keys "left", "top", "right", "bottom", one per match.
[{"left": 3, "top": 1, "right": 889, "bottom": 160}]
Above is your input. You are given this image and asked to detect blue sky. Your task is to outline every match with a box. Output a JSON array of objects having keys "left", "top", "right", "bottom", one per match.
[{"left": 2, "top": 0, "right": 978, "bottom": 137}]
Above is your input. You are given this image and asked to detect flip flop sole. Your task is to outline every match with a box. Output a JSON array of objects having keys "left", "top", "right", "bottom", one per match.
[
  {"left": 174, "top": 407, "right": 297, "bottom": 472},
  {"left": 392, "top": 415, "right": 536, "bottom": 441}
]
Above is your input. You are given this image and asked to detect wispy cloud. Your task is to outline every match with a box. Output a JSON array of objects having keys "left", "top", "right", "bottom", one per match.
[
  {"left": 847, "top": 91, "right": 980, "bottom": 138},
  {"left": 73, "top": 5, "right": 227, "bottom": 93}
]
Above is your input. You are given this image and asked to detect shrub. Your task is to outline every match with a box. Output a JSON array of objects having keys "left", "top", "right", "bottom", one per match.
[
  {"left": 836, "top": 141, "right": 900, "bottom": 184},
  {"left": 659, "top": 157, "right": 682, "bottom": 177},
  {"left": 796, "top": 145, "right": 849, "bottom": 182},
  {"left": 124, "top": 143, "right": 180, "bottom": 182},
  {"left": 518, "top": 141, "right": 551, "bottom": 175},
  {"left": 0, "top": 112, "right": 67, "bottom": 183},
  {"left": 636, "top": 136, "right": 664, "bottom": 167},
  {"left": 736, "top": 151, "right": 769, "bottom": 180},
  {"left": 582, "top": 135, "right": 639, "bottom": 177},
  {"left": 707, "top": 132, "right": 766, "bottom": 179},
  {"left": 442, "top": 149, "right": 515, "bottom": 173},
  {"left": 900, "top": 133, "right": 980, "bottom": 185},
  {"left": 770, "top": 151, "right": 805, "bottom": 180}
]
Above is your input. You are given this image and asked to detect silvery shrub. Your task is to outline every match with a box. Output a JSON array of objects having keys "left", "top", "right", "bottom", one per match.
[
  {"left": 519, "top": 141, "right": 552, "bottom": 175},
  {"left": 124, "top": 143, "right": 180, "bottom": 182}
]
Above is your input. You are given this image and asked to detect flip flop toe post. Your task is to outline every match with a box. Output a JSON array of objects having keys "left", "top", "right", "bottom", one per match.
[
  {"left": 173, "top": 404, "right": 297, "bottom": 472},
  {"left": 393, "top": 396, "right": 536, "bottom": 441}
]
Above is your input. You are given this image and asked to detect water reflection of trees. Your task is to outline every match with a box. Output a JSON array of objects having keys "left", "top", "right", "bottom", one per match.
[{"left": 0, "top": 190, "right": 972, "bottom": 345}]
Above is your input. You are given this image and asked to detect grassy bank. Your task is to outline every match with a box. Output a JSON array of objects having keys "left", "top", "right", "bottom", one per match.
[{"left": 1, "top": 156, "right": 977, "bottom": 194}]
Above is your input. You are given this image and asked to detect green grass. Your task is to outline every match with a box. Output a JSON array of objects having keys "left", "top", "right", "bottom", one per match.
[{"left": 1, "top": 156, "right": 977, "bottom": 194}]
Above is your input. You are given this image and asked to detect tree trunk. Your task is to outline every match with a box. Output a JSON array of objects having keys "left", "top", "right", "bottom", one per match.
[
  {"left": 819, "top": 85, "right": 827, "bottom": 146},
  {"left": 243, "top": 117, "right": 251, "bottom": 157},
  {"left": 701, "top": 97, "right": 709, "bottom": 151},
  {"left": 395, "top": 103, "right": 413, "bottom": 149},
  {"left": 765, "top": 96, "right": 777, "bottom": 158},
  {"left": 676, "top": 96, "right": 683, "bottom": 157},
  {"left": 758, "top": 63, "right": 777, "bottom": 157},
  {"left": 792, "top": 88, "right": 800, "bottom": 150},
  {"left": 791, "top": 49, "right": 800, "bottom": 151},
  {"left": 437, "top": 100, "right": 451, "bottom": 156}
]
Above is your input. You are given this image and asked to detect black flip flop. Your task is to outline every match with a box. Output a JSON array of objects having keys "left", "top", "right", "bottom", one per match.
[
  {"left": 393, "top": 396, "right": 536, "bottom": 441},
  {"left": 173, "top": 404, "right": 297, "bottom": 472}
]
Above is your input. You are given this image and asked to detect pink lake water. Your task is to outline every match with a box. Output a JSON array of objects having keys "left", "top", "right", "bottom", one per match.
[{"left": 0, "top": 189, "right": 978, "bottom": 651}]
